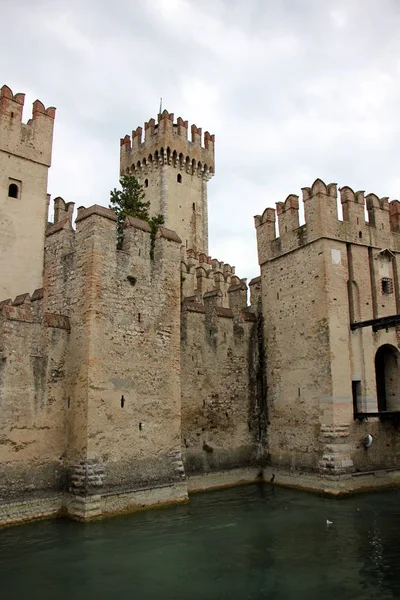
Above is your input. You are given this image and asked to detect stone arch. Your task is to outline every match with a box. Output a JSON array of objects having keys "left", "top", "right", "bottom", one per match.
[{"left": 375, "top": 344, "right": 400, "bottom": 411}]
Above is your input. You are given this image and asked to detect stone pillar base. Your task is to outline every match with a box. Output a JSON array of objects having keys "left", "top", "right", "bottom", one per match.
[
  {"left": 318, "top": 424, "right": 355, "bottom": 475},
  {"left": 66, "top": 494, "right": 102, "bottom": 521}
]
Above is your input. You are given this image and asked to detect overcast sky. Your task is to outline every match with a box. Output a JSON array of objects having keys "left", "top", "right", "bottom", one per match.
[{"left": 2, "top": 0, "right": 400, "bottom": 280}]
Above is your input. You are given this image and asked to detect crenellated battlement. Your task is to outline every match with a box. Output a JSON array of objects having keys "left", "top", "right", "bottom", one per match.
[
  {"left": 0, "top": 84, "right": 56, "bottom": 167},
  {"left": 255, "top": 178, "right": 400, "bottom": 264},
  {"left": 0, "top": 286, "right": 70, "bottom": 332},
  {"left": 43, "top": 197, "right": 183, "bottom": 320},
  {"left": 120, "top": 109, "right": 215, "bottom": 180},
  {"left": 180, "top": 246, "right": 250, "bottom": 312},
  {"left": 53, "top": 197, "right": 75, "bottom": 225}
]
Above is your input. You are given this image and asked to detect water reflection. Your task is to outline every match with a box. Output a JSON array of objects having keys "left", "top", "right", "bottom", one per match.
[{"left": 1, "top": 485, "right": 400, "bottom": 599}]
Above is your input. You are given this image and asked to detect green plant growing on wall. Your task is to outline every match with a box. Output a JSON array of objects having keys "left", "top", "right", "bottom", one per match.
[
  {"left": 109, "top": 175, "right": 164, "bottom": 255},
  {"left": 148, "top": 213, "right": 165, "bottom": 260}
]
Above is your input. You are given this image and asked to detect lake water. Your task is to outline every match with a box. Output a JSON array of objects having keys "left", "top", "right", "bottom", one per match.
[{"left": 1, "top": 484, "right": 400, "bottom": 599}]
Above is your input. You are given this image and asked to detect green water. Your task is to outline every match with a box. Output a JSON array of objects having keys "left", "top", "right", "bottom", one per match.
[{"left": 1, "top": 485, "right": 400, "bottom": 599}]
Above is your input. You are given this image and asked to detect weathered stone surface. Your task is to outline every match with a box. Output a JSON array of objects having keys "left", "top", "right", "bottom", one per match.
[
  {"left": 0, "top": 84, "right": 55, "bottom": 300},
  {"left": 2, "top": 89, "right": 400, "bottom": 529},
  {"left": 255, "top": 178, "right": 400, "bottom": 475}
]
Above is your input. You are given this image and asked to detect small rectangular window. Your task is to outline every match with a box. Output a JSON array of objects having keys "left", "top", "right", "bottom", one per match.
[{"left": 381, "top": 278, "right": 393, "bottom": 295}]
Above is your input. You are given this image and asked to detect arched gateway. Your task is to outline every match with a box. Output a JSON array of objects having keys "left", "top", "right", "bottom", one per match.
[{"left": 375, "top": 344, "right": 400, "bottom": 412}]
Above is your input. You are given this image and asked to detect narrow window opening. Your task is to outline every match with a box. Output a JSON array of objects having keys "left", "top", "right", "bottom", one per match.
[
  {"left": 381, "top": 278, "right": 393, "bottom": 295},
  {"left": 177, "top": 173, "right": 182, "bottom": 183},
  {"left": 121, "top": 395, "right": 125, "bottom": 408},
  {"left": 139, "top": 422, "right": 142, "bottom": 431},
  {"left": 358, "top": 231, "right": 362, "bottom": 239},
  {"left": 192, "top": 202, "right": 196, "bottom": 211},
  {"left": 277, "top": 292, "right": 279, "bottom": 300},
  {"left": 352, "top": 380, "right": 361, "bottom": 418},
  {"left": 8, "top": 183, "right": 18, "bottom": 198},
  {"left": 138, "top": 312, "right": 141, "bottom": 322},
  {"left": 357, "top": 217, "right": 359, "bottom": 224},
  {"left": 67, "top": 396, "right": 70, "bottom": 408},
  {"left": 298, "top": 388, "right": 301, "bottom": 397},
  {"left": 138, "top": 249, "right": 141, "bottom": 256},
  {"left": 144, "top": 178, "right": 148, "bottom": 188},
  {"left": 10, "top": 111, "right": 14, "bottom": 118},
  {"left": 285, "top": 225, "right": 288, "bottom": 233}
]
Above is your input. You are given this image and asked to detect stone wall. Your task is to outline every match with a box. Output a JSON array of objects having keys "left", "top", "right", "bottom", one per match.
[
  {"left": 255, "top": 178, "right": 400, "bottom": 476},
  {"left": 180, "top": 247, "right": 265, "bottom": 475},
  {"left": 256, "top": 238, "right": 331, "bottom": 470},
  {"left": 0, "top": 293, "right": 69, "bottom": 514},
  {"left": 44, "top": 205, "right": 186, "bottom": 510}
]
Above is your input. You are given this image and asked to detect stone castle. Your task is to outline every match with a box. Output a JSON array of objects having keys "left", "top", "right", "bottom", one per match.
[{"left": 0, "top": 83, "right": 399, "bottom": 527}]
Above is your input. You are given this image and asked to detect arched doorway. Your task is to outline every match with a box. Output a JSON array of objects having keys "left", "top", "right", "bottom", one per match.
[{"left": 375, "top": 344, "right": 400, "bottom": 412}]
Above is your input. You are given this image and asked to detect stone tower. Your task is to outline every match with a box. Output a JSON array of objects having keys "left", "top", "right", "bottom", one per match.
[
  {"left": 120, "top": 109, "right": 214, "bottom": 254},
  {"left": 0, "top": 84, "right": 56, "bottom": 300},
  {"left": 255, "top": 179, "right": 400, "bottom": 480}
]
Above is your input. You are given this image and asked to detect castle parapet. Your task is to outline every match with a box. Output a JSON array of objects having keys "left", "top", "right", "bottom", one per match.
[
  {"left": 276, "top": 194, "right": 299, "bottom": 236},
  {"left": 340, "top": 187, "right": 365, "bottom": 224},
  {"left": 254, "top": 207, "right": 276, "bottom": 266},
  {"left": 389, "top": 200, "right": 400, "bottom": 233},
  {"left": 44, "top": 200, "right": 183, "bottom": 322},
  {"left": 0, "top": 84, "right": 56, "bottom": 166},
  {"left": 366, "top": 193, "right": 390, "bottom": 231},
  {"left": 120, "top": 110, "right": 215, "bottom": 179},
  {"left": 54, "top": 197, "right": 75, "bottom": 225},
  {"left": 255, "top": 178, "right": 400, "bottom": 264},
  {"left": 75, "top": 204, "right": 117, "bottom": 225},
  {"left": 302, "top": 179, "right": 338, "bottom": 239},
  {"left": 181, "top": 248, "right": 248, "bottom": 311}
]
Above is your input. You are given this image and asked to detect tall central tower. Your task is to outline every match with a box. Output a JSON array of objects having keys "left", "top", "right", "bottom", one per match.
[{"left": 120, "top": 109, "right": 214, "bottom": 254}]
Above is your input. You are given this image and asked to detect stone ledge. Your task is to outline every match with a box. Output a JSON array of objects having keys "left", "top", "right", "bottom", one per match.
[
  {"left": 157, "top": 227, "right": 182, "bottom": 244},
  {"left": 124, "top": 215, "right": 151, "bottom": 232},
  {"left": 261, "top": 466, "right": 400, "bottom": 496},
  {"left": 187, "top": 467, "right": 261, "bottom": 493},
  {"left": 76, "top": 204, "right": 117, "bottom": 223}
]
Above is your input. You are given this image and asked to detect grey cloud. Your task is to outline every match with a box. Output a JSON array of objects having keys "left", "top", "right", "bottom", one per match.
[{"left": 2, "top": 0, "right": 400, "bottom": 280}]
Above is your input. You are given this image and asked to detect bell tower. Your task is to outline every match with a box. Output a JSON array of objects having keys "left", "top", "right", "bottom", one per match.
[{"left": 120, "top": 109, "right": 215, "bottom": 254}]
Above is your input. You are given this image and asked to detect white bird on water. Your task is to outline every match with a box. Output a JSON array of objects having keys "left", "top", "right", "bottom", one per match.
[{"left": 326, "top": 519, "right": 333, "bottom": 526}]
